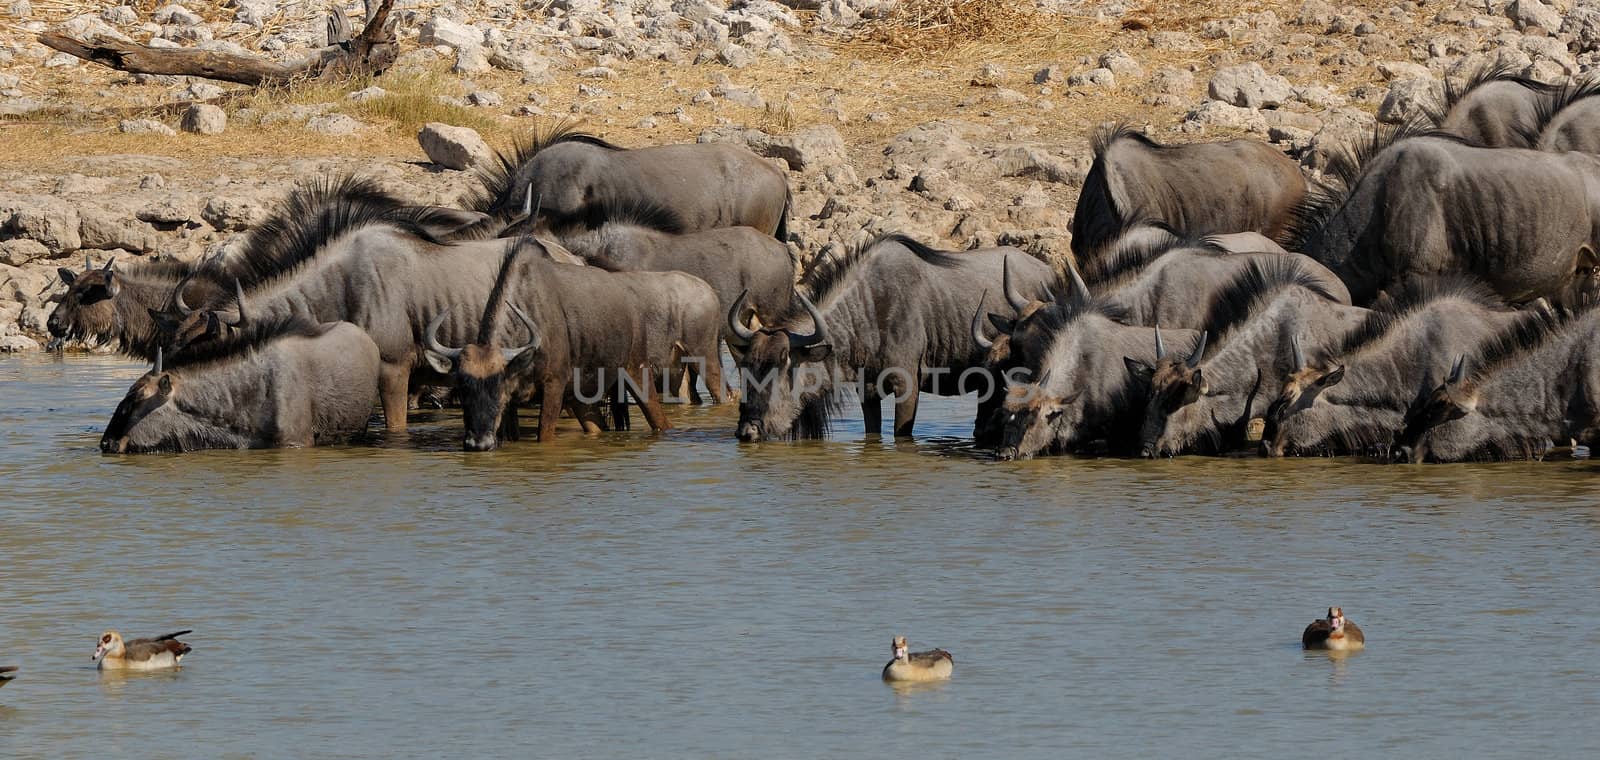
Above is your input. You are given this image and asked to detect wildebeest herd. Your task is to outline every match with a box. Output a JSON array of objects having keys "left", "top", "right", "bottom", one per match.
[{"left": 38, "top": 68, "right": 1600, "bottom": 463}]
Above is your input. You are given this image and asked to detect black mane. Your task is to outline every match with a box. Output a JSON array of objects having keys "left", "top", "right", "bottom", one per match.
[
  {"left": 1197, "top": 257, "right": 1340, "bottom": 357},
  {"left": 1082, "top": 224, "right": 1223, "bottom": 288},
  {"left": 465, "top": 120, "right": 625, "bottom": 215},
  {"left": 164, "top": 314, "right": 334, "bottom": 371},
  {"left": 1332, "top": 275, "right": 1507, "bottom": 357},
  {"left": 219, "top": 174, "right": 414, "bottom": 288},
  {"left": 1286, "top": 121, "right": 1466, "bottom": 251},
  {"left": 1463, "top": 306, "right": 1573, "bottom": 384},
  {"left": 1090, "top": 122, "right": 1160, "bottom": 157},
  {"left": 799, "top": 233, "right": 958, "bottom": 306},
  {"left": 1531, "top": 76, "right": 1600, "bottom": 142},
  {"left": 1423, "top": 61, "right": 1556, "bottom": 129},
  {"left": 591, "top": 196, "right": 686, "bottom": 235}
]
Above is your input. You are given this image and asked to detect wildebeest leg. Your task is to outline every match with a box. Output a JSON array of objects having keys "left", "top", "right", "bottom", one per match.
[
  {"left": 702, "top": 352, "right": 725, "bottom": 404},
  {"left": 537, "top": 378, "right": 565, "bottom": 443},
  {"left": 379, "top": 360, "right": 411, "bottom": 432},
  {"left": 500, "top": 401, "right": 521, "bottom": 442},
  {"left": 974, "top": 392, "right": 1003, "bottom": 444},
  {"left": 892, "top": 370, "right": 921, "bottom": 438},
  {"left": 633, "top": 368, "right": 673, "bottom": 432},
  {"left": 861, "top": 393, "right": 883, "bottom": 436}
]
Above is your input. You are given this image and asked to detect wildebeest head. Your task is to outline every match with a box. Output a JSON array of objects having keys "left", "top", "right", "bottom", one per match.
[
  {"left": 1567, "top": 244, "right": 1600, "bottom": 308},
  {"left": 100, "top": 348, "right": 178, "bottom": 454},
  {"left": 1125, "top": 326, "right": 1208, "bottom": 458},
  {"left": 726, "top": 290, "right": 832, "bottom": 442},
  {"left": 155, "top": 275, "right": 247, "bottom": 356},
  {"left": 1392, "top": 355, "right": 1474, "bottom": 463},
  {"left": 423, "top": 305, "right": 541, "bottom": 452},
  {"left": 974, "top": 257, "right": 1060, "bottom": 370},
  {"left": 994, "top": 372, "right": 1076, "bottom": 461},
  {"left": 1262, "top": 335, "right": 1345, "bottom": 456},
  {"left": 46, "top": 256, "right": 119, "bottom": 347}
]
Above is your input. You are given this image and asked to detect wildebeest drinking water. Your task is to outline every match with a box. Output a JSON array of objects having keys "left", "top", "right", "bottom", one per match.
[
  {"left": 423, "top": 238, "right": 724, "bottom": 450},
  {"left": 1130, "top": 259, "right": 1369, "bottom": 457},
  {"left": 1261, "top": 278, "right": 1538, "bottom": 457},
  {"left": 100, "top": 320, "right": 380, "bottom": 454},
  {"left": 727, "top": 235, "right": 1055, "bottom": 441},
  {"left": 1394, "top": 304, "right": 1596, "bottom": 463},
  {"left": 1070, "top": 125, "right": 1306, "bottom": 264},
  {"left": 465, "top": 122, "right": 792, "bottom": 240}
]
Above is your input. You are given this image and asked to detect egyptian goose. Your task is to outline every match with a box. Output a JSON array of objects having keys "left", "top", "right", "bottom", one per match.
[
  {"left": 92, "top": 630, "right": 193, "bottom": 670},
  {"left": 1302, "top": 607, "right": 1365, "bottom": 651},
  {"left": 881, "top": 635, "right": 954, "bottom": 682},
  {"left": 0, "top": 665, "right": 15, "bottom": 687}
]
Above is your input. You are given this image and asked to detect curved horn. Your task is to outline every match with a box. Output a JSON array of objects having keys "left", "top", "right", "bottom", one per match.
[
  {"left": 786, "top": 293, "right": 828, "bottom": 349},
  {"left": 1291, "top": 334, "right": 1307, "bottom": 370},
  {"left": 172, "top": 271, "right": 197, "bottom": 316},
  {"left": 1187, "top": 331, "right": 1208, "bottom": 368},
  {"left": 1067, "top": 264, "right": 1091, "bottom": 305},
  {"left": 153, "top": 346, "right": 163, "bottom": 375},
  {"left": 1154, "top": 324, "right": 1167, "bottom": 360},
  {"left": 1003, "top": 257, "right": 1029, "bottom": 312},
  {"left": 425, "top": 310, "right": 463, "bottom": 360},
  {"left": 501, "top": 304, "right": 542, "bottom": 360},
  {"left": 218, "top": 280, "right": 247, "bottom": 327},
  {"left": 972, "top": 290, "right": 994, "bottom": 350},
  {"left": 726, "top": 289, "right": 757, "bottom": 344},
  {"left": 1448, "top": 354, "right": 1468, "bottom": 384}
]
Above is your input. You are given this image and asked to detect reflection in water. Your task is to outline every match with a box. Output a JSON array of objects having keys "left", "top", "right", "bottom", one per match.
[{"left": 0, "top": 355, "right": 1598, "bottom": 758}]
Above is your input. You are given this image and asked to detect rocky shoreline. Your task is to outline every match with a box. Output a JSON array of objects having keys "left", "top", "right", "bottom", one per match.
[{"left": 4, "top": 0, "right": 1599, "bottom": 351}]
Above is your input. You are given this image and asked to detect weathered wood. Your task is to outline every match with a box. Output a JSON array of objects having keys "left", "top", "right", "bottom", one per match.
[
  {"left": 37, "top": 33, "right": 309, "bottom": 86},
  {"left": 34, "top": 0, "right": 397, "bottom": 88}
]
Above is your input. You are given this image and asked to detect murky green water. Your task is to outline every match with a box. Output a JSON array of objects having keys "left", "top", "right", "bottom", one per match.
[{"left": 1, "top": 355, "right": 1597, "bottom": 758}]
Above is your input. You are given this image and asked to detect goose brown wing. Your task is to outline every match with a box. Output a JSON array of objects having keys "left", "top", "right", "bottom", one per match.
[
  {"left": 0, "top": 665, "right": 16, "bottom": 685},
  {"left": 1302, "top": 619, "right": 1332, "bottom": 648},
  {"left": 125, "top": 632, "right": 193, "bottom": 661},
  {"left": 909, "top": 649, "right": 953, "bottom": 666}
]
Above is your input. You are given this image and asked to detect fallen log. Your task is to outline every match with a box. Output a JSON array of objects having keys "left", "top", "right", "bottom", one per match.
[{"left": 37, "top": 0, "right": 397, "bottom": 88}]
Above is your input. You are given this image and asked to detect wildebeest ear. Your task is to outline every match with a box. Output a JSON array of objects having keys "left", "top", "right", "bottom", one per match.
[
  {"left": 795, "top": 342, "right": 831, "bottom": 363},
  {"left": 1580, "top": 244, "right": 1598, "bottom": 270},
  {"left": 1319, "top": 365, "right": 1347, "bottom": 388},
  {"left": 987, "top": 313, "right": 1016, "bottom": 334},
  {"left": 103, "top": 271, "right": 120, "bottom": 297},
  {"left": 57, "top": 267, "right": 77, "bottom": 286},
  {"left": 421, "top": 349, "right": 455, "bottom": 375},
  {"left": 146, "top": 308, "right": 180, "bottom": 334},
  {"left": 1123, "top": 356, "right": 1154, "bottom": 380}
]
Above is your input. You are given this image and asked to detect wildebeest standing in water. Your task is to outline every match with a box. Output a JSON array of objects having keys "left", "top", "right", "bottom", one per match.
[
  {"left": 1129, "top": 259, "right": 1369, "bottom": 458},
  {"left": 424, "top": 238, "right": 724, "bottom": 450},
  {"left": 1294, "top": 132, "right": 1600, "bottom": 307},
  {"left": 995, "top": 271, "right": 1203, "bottom": 461},
  {"left": 1070, "top": 125, "right": 1306, "bottom": 264},
  {"left": 99, "top": 321, "right": 380, "bottom": 454},
  {"left": 1394, "top": 306, "right": 1596, "bottom": 463},
  {"left": 1425, "top": 64, "right": 1554, "bottom": 148},
  {"left": 1261, "top": 279, "right": 1538, "bottom": 457},
  {"left": 728, "top": 235, "right": 1055, "bottom": 441},
  {"left": 465, "top": 122, "right": 792, "bottom": 240}
]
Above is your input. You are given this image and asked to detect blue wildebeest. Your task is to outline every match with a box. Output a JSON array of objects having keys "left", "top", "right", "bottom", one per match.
[
  {"left": 99, "top": 320, "right": 380, "bottom": 454},
  {"left": 1393, "top": 306, "right": 1595, "bottom": 462},
  {"left": 464, "top": 122, "right": 791, "bottom": 240},
  {"left": 994, "top": 275, "right": 1203, "bottom": 460},
  {"left": 46, "top": 175, "right": 464, "bottom": 358},
  {"left": 1292, "top": 130, "right": 1600, "bottom": 307},
  {"left": 1129, "top": 258, "right": 1370, "bottom": 457},
  {"left": 1425, "top": 63, "right": 1554, "bottom": 148},
  {"left": 555, "top": 199, "right": 799, "bottom": 338},
  {"left": 1260, "top": 278, "right": 1540, "bottom": 457},
  {"left": 728, "top": 235, "right": 1055, "bottom": 441},
  {"left": 422, "top": 238, "right": 724, "bottom": 450},
  {"left": 1070, "top": 125, "right": 1306, "bottom": 264},
  {"left": 1534, "top": 78, "right": 1600, "bottom": 155}
]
